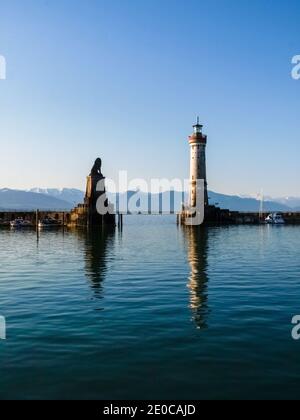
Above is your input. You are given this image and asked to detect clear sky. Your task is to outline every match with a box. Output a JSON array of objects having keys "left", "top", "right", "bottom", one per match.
[{"left": 0, "top": 0, "right": 299, "bottom": 197}]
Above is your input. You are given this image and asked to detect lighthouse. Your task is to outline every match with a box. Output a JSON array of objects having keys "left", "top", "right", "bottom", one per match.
[{"left": 189, "top": 118, "right": 208, "bottom": 209}]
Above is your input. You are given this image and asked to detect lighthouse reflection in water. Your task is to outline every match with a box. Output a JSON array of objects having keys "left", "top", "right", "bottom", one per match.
[
  {"left": 75, "top": 222, "right": 210, "bottom": 328},
  {"left": 184, "top": 226, "right": 209, "bottom": 329}
]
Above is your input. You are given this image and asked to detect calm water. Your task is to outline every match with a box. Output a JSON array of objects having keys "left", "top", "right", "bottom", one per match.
[{"left": 0, "top": 217, "right": 300, "bottom": 400}]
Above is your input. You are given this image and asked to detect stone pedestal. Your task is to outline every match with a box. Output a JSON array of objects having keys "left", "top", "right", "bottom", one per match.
[{"left": 70, "top": 159, "right": 115, "bottom": 227}]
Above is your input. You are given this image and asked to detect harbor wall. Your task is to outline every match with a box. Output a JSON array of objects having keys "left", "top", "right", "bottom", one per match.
[
  {"left": 220, "top": 211, "right": 300, "bottom": 225},
  {"left": 180, "top": 207, "right": 300, "bottom": 225},
  {"left": 0, "top": 209, "right": 116, "bottom": 227},
  {"left": 1, "top": 209, "right": 300, "bottom": 226},
  {"left": 0, "top": 211, "right": 72, "bottom": 226}
]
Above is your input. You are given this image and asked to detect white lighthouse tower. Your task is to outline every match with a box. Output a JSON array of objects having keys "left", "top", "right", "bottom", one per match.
[{"left": 189, "top": 118, "right": 208, "bottom": 209}]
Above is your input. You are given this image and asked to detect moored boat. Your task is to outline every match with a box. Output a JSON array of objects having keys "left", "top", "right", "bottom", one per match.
[
  {"left": 38, "top": 218, "right": 62, "bottom": 228},
  {"left": 265, "top": 213, "right": 285, "bottom": 225},
  {"left": 10, "top": 218, "right": 33, "bottom": 228}
]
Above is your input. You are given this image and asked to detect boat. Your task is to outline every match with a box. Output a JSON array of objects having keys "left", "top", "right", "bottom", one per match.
[
  {"left": 265, "top": 213, "right": 285, "bottom": 225},
  {"left": 38, "top": 218, "right": 62, "bottom": 228},
  {"left": 10, "top": 218, "right": 33, "bottom": 228}
]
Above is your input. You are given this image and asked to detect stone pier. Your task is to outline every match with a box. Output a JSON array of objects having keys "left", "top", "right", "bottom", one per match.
[{"left": 0, "top": 158, "right": 116, "bottom": 228}]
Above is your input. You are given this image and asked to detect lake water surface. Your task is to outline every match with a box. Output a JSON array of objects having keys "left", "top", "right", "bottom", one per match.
[{"left": 0, "top": 217, "right": 300, "bottom": 400}]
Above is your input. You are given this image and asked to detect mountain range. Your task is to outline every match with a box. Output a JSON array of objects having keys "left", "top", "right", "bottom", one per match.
[
  {"left": 0, "top": 188, "right": 299, "bottom": 213},
  {"left": 0, "top": 189, "right": 74, "bottom": 211},
  {"left": 28, "top": 188, "right": 84, "bottom": 207}
]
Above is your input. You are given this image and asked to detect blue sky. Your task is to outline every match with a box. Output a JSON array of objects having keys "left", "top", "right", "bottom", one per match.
[{"left": 0, "top": 0, "right": 299, "bottom": 197}]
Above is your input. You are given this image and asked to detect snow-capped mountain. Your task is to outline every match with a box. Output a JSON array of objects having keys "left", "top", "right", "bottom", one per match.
[
  {"left": 271, "top": 197, "right": 300, "bottom": 210},
  {"left": 29, "top": 188, "right": 85, "bottom": 206},
  {"left": 0, "top": 188, "right": 298, "bottom": 212}
]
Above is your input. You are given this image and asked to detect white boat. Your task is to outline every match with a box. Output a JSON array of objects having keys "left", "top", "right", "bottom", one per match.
[
  {"left": 265, "top": 213, "right": 285, "bottom": 225},
  {"left": 10, "top": 218, "right": 33, "bottom": 228}
]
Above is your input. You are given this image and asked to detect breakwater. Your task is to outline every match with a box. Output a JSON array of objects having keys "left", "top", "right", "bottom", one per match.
[
  {"left": 1, "top": 210, "right": 300, "bottom": 226},
  {"left": 219, "top": 210, "right": 300, "bottom": 225},
  {"left": 0, "top": 211, "right": 71, "bottom": 226},
  {"left": 181, "top": 207, "right": 300, "bottom": 225}
]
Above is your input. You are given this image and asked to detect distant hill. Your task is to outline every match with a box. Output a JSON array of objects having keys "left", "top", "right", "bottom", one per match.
[
  {"left": 208, "top": 191, "right": 292, "bottom": 212},
  {"left": 0, "top": 189, "right": 73, "bottom": 211},
  {"left": 0, "top": 188, "right": 297, "bottom": 213},
  {"left": 108, "top": 190, "right": 293, "bottom": 213}
]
